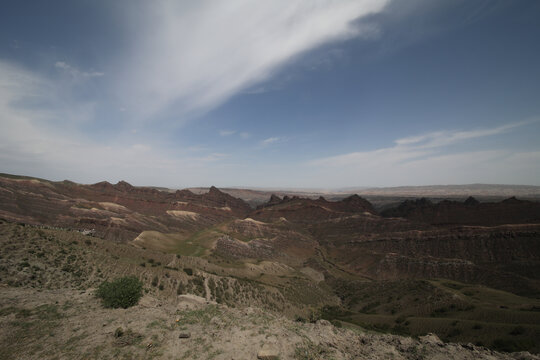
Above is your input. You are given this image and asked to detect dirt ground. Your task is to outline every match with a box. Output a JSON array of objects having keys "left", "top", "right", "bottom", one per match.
[{"left": 1, "top": 287, "right": 539, "bottom": 360}]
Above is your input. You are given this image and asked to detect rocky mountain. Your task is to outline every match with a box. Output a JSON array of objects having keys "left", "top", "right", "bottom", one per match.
[
  {"left": 1, "top": 172, "right": 540, "bottom": 355},
  {"left": 0, "top": 174, "right": 251, "bottom": 242},
  {"left": 251, "top": 194, "right": 376, "bottom": 223},
  {"left": 381, "top": 196, "right": 540, "bottom": 226}
]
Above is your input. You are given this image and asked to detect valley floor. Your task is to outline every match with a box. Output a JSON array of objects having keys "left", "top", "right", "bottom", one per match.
[{"left": 1, "top": 287, "right": 539, "bottom": 360}]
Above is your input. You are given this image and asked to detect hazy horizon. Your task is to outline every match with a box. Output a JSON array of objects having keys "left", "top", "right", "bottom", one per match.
[
  {"left": 1, "top": 1, "right": 540, "bottom": 188},
  {"left": 4, "top": 172, "right": 540, "bottom": 195}
]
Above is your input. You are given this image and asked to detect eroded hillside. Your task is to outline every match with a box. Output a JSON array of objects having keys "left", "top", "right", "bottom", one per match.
[{"left": 1, "top": 173, "right": 540, "bottom": 355}]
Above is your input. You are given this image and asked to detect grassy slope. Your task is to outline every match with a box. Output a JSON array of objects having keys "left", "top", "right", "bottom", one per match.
[{"left": 322, "top": 278, "right": 540, "bottom": 353}]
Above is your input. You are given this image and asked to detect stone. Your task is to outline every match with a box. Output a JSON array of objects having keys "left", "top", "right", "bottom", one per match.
[
  {"left": 257, "top": 343, "right": 279, "bottom": 360},
  {"left": 316, "top": 319, "right": 331, "bottom": 326},
  {"left": 178, "top": 332, "right": 191, "bottom": 339},
  {"left": 419, "top": 333, "right": 443, "bottom": 346}
]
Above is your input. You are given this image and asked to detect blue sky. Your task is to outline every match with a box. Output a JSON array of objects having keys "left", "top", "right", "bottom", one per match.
[{"left": 1, "top": 0, "right": 540, "bottom": 188}]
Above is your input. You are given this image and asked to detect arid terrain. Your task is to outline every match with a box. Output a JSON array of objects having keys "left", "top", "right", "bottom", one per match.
[{"left": 1, "top": 173, "right": 540, "bottom": 359}]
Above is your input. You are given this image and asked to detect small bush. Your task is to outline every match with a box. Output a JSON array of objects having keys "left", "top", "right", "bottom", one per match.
[
  {"left": 392, "top": 324, "right": 410, "bottom": 335},
  {"left": 510, "top": 326, "right": 525, "bottom": 335},
  {"left": 114, "top": 327, "right": 124, "bottom": 337},
  {"left": 330, "top": 319, "right": 342, "bottom": 328},
  {"left": 308, "top": 307, "right": 321, "bottom": 323},
  {"left": 96, "top": 276, "right": 143, "bottom": 309},
  {"left": 447, "top": 328, "right": 462, "bottom": 338},
  {"left": 431, "top": 307, "right": 448, "bottom": 317},
  {"left": 492, "top": 338, "right": 521, "bottom": 353},
  {"left": 177, "top": 282, "right": 185, "bottom": 295}
]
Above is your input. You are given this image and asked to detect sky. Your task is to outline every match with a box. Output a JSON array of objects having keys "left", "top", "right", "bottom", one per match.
[{"left": 1, "top": 0, "right": 540, "bottom": 189}]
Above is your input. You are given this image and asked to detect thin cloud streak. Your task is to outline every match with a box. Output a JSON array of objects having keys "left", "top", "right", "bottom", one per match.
[
  {"left": 394, "top": 120, "right": 537, "bottom": 149},
  {"left": 55, "top": 61, "right": 104, "bottom": 78},
  {"left": 219, "top": 130, "right": 236, "bottom": 136},
  {"left": 306, "top": 121, "right": 540, "bottom": 187},
  {"left": 261, "top": 137, "right": 282, "bottom": 146},
  {"left": 313, "top": 121, "right": 535, "bottom": 167},
  {"left": 220, "top": 130, "right": 250, "bottom": 139}
]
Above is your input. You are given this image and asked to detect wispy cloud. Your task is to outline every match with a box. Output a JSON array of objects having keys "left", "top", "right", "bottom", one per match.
[
  {"left": 307, "top": 121, "right": 540, "bottom": 186},
  {"left": 55, "top": 61, "right": 104, "bottom": 78},
  {"left": 261, "top": 137, "right": 282, "bottom": 146},
  {"left": 244, "top": 87, "right": 268, "bottom": 95},
  {"left": 219, "top": 130, "right": 236, "bottom": 137},
  {"left": 312, "top": 121, "right": 534, "bottom": 167},
  {"left": 220, "top": 130, "right": 250, "bottom": 139},
  {"left": 394, "top": 121, "right": 535, "bottom": 148},
  {"left": 117, "top": 0, "right": 390, "bottom": 121},
  {"left": 2, "top": 60, "right": 539, "bottom": 187},
  {"left": 0, "top": 61, "right": 235, "bottom": 187},
  {"left": 199, "top": 153, "right": 229, "bottom": 162}
]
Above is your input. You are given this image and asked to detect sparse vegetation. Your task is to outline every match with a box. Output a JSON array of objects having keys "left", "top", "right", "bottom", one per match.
[
  {"left": 295, "top": 340, "right": 333, "bottom": 360},
  {"left": 96, "top": 276, "right": 143, "bottom": 309},
  {"left": 1, "top": 182, "right": 540, "bottom": 357}
]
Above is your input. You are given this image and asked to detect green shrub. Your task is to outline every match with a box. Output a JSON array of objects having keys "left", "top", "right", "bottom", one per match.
[
  {"left": 177, "top": 282, "right": 186, "bottom": 295},
  {"left": 330, "top": 319, "right": 342, "bottom": 328},
  {"left": 509, "top": 326, "right": 525, "bottom": 335},
  {"left": 392, "top": 324, "right": 410, "bottom": 335},
  {"left": 114, "top": 327, "right": 124, "bottom": 337},
  {"left": 447, "top": 328, "right": 462, "bottom": 337},
  {"left": 492, "top": 338, "right": 521, "bottom": 352},
  {"left": 308, "top": 307, "right": 321, "bottom": 323},
  {"left": 96, "top": 276, "right": 143, "bottom": 309}
]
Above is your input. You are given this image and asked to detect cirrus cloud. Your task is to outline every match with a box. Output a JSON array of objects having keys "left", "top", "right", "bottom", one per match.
[{"left": 117, "top": 0, "right": 391, "bottom": 121}]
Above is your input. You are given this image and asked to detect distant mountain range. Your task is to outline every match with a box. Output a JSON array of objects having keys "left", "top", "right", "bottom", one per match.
[{"left": 188, "top": 184, "right": 540, "bottom": 207}]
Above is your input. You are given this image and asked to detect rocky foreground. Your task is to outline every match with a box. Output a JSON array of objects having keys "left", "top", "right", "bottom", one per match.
[{"left": 0, "top": 287, "right": 538, "bottom": 360}]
